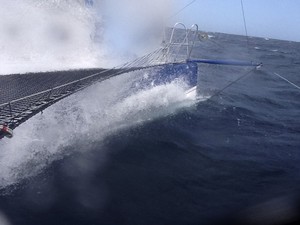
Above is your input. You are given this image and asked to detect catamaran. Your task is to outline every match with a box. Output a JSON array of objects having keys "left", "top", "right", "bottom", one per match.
[{"left": 0, "top": 22, "right": 262, "bottom": 140}]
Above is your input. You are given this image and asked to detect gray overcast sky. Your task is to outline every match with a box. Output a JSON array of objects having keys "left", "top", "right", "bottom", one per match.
[{"left": 171, "top": 0, "right": 300, "bottom": 42}]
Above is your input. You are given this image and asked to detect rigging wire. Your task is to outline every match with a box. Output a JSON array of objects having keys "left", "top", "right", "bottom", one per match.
[
  {"left": 272, "top": 72, "right": 300, "bottom": 90},
  {"left": 162, "top": 0, "right": 197, "bottom": 46},
  {"left": 168, "top": 0, "right": 197, "bottom": 19},
  {"left": 207, "top": 65, "right": 300, "bottom": 102},
  {"left": 240, "top": 0, "right": 250, "bottom": 51},
  {"left": 208, "top": 67, "right": 258, "bottom": 100}
]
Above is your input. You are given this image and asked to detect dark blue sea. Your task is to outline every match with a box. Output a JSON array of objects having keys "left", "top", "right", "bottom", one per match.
[{"left": 1, "top": 33, "right": 300, "bottom": 225}]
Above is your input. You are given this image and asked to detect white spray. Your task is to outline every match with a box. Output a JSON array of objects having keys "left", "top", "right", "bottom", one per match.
[{"left": 0, "top": 0, "right": 199, "bottom": 190}]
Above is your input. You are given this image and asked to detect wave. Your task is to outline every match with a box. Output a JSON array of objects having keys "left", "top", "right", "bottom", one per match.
[{"left": 0, "top": 73, "right": 197, "bottom": 190}]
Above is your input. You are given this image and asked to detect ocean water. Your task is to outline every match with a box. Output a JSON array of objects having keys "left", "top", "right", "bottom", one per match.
[
  {"left": 1, "top": 33, "right": 300, "bottom": 225},
  {"left": 1, "top": 2, "right": 300, "bottom": 225}
]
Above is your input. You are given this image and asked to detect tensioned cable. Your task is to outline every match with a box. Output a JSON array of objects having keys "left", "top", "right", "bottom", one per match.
[
  {"left": 168, "top": 0, "right": 197, "bottom": 19},
  {"left": 208, "top": 66, "right": 258, "bottom": 100},
  {"left": 272, "top": 72, "right": 300, "bottom": 90},
  {"left": 207, "top": 67, "right": 300, "bottom": 103},
  {"left": 240, "top": 0, "right": 250, "bottom": 51}
]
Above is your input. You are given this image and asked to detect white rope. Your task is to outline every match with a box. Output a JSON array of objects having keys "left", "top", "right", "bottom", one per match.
[{"left": 273, "top": 72, "right": 300, "bottom": 90}]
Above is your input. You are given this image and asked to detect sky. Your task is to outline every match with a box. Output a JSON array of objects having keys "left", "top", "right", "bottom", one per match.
[{"left": 170, "top": 0, "right": 300, "bottom": 42}]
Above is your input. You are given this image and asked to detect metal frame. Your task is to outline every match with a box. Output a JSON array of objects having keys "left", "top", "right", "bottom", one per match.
[{"left": 165, "top": 23, "right": 199, "bottom": 62}]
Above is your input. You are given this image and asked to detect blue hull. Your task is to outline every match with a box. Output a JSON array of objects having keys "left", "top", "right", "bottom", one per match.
[{"left": 134, "top": 62, "right": 198, "bottom": 89}]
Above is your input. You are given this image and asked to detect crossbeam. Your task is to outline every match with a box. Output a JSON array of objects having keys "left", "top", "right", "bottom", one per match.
[{"left": 187, "top": 59, "right": 261, "bottom": 67}]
